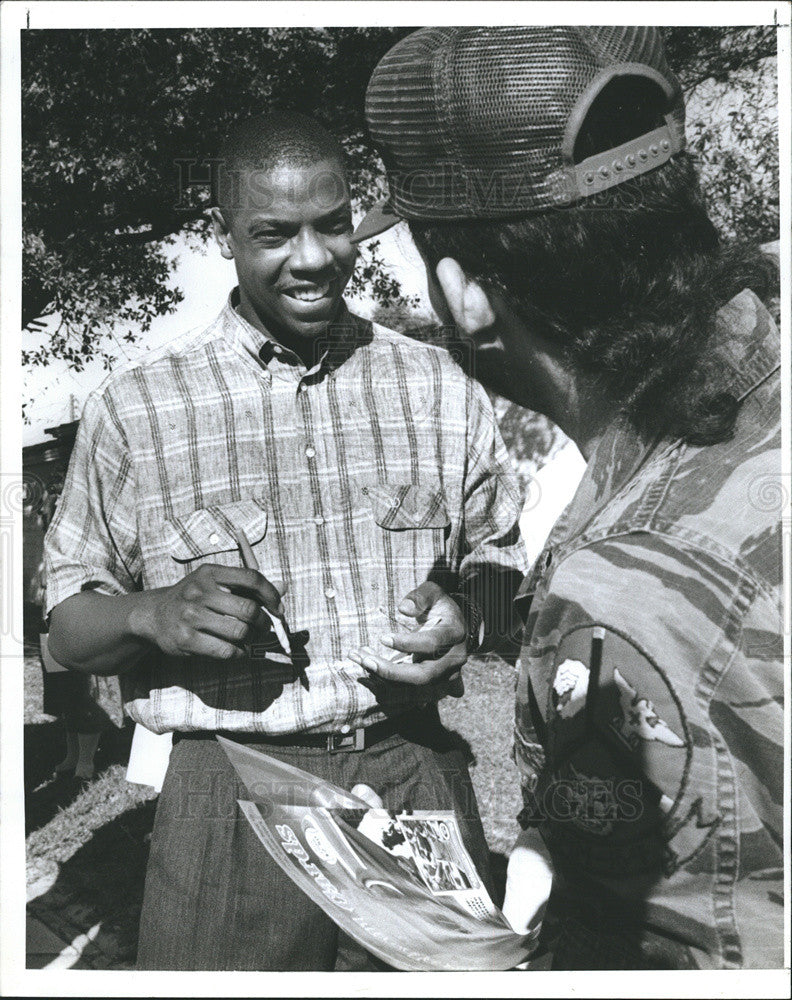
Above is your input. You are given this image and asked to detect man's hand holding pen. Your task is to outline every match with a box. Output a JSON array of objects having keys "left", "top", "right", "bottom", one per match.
[
  {"left": 232, "top": 528, "right": 291, "bottom": 652},
  {"left": 134, "top": 561, "right": 285, "bottom": 662}
]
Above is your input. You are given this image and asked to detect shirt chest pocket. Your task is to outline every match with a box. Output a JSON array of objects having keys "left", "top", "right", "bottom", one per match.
[
  {"left": 356, "top": 481, "right": 451, "bottom": 584},
  {"left": 163, "top": 498, "right": 269, "bottom": 580}
]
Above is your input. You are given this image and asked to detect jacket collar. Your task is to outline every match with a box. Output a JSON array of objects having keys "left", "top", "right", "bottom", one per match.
[{"left": 515, "top": 287, "right": 779, "bottom": 603}]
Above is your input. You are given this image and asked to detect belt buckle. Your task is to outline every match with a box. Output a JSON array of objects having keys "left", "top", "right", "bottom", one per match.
[{"left": 327, "top": 727, "right": 365, "bottom": 753}]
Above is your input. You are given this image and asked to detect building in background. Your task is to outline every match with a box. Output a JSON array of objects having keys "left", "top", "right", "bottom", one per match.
[{"left": 22, "top": 420, "right": 78, "bottom": 639}]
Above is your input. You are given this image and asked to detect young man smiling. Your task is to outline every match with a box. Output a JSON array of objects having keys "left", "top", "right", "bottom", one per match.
[
  {"left": 211, "top": 123, "right": 358, "bottom": 361},
  {"left": 43, "top": 112, "right": 527, "bottom": 970}
]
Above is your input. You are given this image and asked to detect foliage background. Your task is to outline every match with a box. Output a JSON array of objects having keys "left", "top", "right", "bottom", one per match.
[
  {"left": 21, "top": 26, "right": 780, "bottom": 491},
  {"left": 21, "top": 26, "right": 779, "bottom": 368}
]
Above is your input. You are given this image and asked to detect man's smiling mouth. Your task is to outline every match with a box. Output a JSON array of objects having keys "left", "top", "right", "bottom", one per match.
[{"left": 283, "top": 282, "right": 332, "bottom": 302}]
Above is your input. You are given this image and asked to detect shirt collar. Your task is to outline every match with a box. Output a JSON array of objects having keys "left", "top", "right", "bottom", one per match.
[
  {"left": 219, "top": 289, "right": 277, "bottom": 367},
  {"left": 518, "top": 414, "right": 656, "bottom": 597},
  {"left": 219, "top": 290, "right": 372, "bottom": 377}
]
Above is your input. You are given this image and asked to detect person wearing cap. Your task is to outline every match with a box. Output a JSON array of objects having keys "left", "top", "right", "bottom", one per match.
[
  {"left": 354, "top": 27, "right": 783, "bottom": 969},
  {"left": 43, "top": 109, "right": 528, "bottom": 970}
]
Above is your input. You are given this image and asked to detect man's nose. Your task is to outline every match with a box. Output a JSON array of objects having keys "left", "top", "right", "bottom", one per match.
[{"left": 290, "top": 227, "right": 333, "bottom": 272}]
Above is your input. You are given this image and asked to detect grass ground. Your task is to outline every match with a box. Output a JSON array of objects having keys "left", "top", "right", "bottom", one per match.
[{"left": 24, "top": 647, "right": 522, "bottom": 969}]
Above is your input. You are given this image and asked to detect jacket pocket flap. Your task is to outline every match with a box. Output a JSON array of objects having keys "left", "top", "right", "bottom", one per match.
[
  {"left": 360, "top": 482, "right": 449, "bottom": 530},
  {"left": 166, "top": 499, "right": 268, "bottom": 562}
]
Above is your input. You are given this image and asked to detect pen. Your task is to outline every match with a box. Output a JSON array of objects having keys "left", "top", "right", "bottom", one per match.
[
  {"left": 584, "top": 626, "right": 605, "bottom": 733},
  {"left": 232, "top": 527, "right": 291, "bottom": 655}
]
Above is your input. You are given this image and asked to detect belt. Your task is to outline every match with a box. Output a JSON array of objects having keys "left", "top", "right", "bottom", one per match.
[{"left": 173, "top": 707, "right": 437, "bottom": 754}]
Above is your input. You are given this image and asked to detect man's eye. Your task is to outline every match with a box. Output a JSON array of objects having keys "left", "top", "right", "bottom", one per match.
[
  {"left": 324, "top": 218, "right": 352, "bottom": 235},
  {"left": 254, "top": 233, "right": 288, "bottom": 247}
]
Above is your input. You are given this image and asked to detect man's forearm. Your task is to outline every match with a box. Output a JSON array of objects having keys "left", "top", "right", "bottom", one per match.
[{"left": 48, "top": 590, "right": 161, "bottom": 676}]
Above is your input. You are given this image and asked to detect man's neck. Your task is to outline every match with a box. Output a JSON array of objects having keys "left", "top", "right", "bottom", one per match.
[
  {"left": 234, "top": 290, "right": 340, "bottom": 370},
  {"left": 543, "top": 364, "right": 614, "bottom": 462}
]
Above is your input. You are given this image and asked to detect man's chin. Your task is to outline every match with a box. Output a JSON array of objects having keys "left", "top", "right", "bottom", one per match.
[
  {"left": 285, "top": 316, "right": 337, "bottom": 342},
  {"left": 279, "top": 299, "right": 346, "bottom": 339}
]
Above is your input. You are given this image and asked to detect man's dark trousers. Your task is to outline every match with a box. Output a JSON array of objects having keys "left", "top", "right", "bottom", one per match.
[{"left": 136, "top": 709, "right": 493, "bottom": 970}]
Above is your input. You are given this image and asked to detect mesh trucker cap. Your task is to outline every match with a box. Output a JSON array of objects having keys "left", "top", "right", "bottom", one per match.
[{"left": 351, "top": 26, "right": 686, "bottom": 243}]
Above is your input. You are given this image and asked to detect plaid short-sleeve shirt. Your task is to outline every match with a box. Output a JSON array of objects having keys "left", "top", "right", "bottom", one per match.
[{"left": 45, "top": 295, "right": 527, "bottom": 735}]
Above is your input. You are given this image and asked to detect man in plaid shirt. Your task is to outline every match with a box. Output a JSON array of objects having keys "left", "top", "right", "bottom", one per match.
[{"left": 44, "top": 112, "right": 527, "bottom": 970}]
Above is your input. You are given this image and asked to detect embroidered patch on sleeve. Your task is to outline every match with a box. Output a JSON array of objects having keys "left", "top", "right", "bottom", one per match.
[
  {"left": 552, "top": 658, "right": 590, "bottom": 719},
  {"left": 541, "top": 624, "right": 720, "bottom": 874},
  {"left": 548, "top": 625, "right": 689, "bottom": 806}
]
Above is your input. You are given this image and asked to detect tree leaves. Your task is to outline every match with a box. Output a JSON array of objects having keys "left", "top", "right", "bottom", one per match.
[
  {"left": 22, "top": 28, "right": 412, "bottom": 367},
  {"left": 22, "top": 26, "right": 779, "bottom": 374},
  {"left": 662, "top": 26, "right": 777, "bottom": 90}
]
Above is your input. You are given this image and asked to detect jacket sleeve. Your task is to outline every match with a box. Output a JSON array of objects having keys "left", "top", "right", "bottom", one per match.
[{"left": 516, "top": 533, "right": 784, "bottom": 968}]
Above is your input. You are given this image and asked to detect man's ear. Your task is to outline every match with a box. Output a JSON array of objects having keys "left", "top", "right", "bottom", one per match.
[
  {"left": 434, "top": 257, "right": 497, "bottom": 334},
  {"left": 210, "top": 208, "right": 235, "bottom": 261}
]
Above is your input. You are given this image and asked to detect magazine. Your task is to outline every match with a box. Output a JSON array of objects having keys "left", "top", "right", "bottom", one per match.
[{"left": 219, "top": 736, "right": 536, "bottom": 971}]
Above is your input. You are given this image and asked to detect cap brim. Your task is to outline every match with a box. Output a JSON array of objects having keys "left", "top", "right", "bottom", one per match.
[{"left": 350, "top": 198, "right": 402, "bottom": 244}]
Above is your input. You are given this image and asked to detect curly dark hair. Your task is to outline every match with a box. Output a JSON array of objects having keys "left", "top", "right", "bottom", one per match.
[{"left": 409, "top": 153, "right": 778, "bottom": 446}]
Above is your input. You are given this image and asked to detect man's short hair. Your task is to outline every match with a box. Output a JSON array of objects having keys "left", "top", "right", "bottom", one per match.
[{"left": 214, "top": 111, "right": 347, "bottom": 222}]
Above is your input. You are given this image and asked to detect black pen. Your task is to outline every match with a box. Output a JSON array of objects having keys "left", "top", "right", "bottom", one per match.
[
  {"left": 584, "top": 626, "right": 605, "bottom": 732},
  {"left": 232, "top": 527, "right": 308, "bottom": 688}
]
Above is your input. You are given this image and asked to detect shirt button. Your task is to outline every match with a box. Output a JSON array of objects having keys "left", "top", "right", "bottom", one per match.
[
  {"left": 209, "top": 532, "right": 220, "bottom": 545},
  {"left": 390, "top": 497, "right": 401, "bottom": 508},
  {"left": 325, "top": 587, "right": 336, "bottom": 600},
  {"left": 340, "top": 723, "right": 351, "bottom": 734},
  {"left": 313, "top": 515, "right": 325, "bottom": 526},
  {"left": 305, "top": 446, "right": 316, "bottom": 459}
]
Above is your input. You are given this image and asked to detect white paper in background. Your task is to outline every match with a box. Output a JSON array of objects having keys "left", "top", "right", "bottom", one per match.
[{"left": 125, "top": 723, "right": 173, "bottom": 793}]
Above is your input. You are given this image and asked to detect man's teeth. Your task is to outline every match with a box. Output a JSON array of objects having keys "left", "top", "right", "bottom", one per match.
[{"left": 287, "top": 283, "right": 330, "bottom": 302}]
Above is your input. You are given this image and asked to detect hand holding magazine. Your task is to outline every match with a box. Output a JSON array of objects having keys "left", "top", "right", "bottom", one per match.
[{"left": 218, "top": 736, "right": 538, "bottom": 971}]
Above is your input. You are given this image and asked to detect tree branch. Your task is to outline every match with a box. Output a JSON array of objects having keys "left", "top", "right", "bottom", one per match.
[
  {"left": 114, "top": 207, "right": 208, "bottom": 245},
  {"left": 681, "top": 49, "right": 778, "bottom": 93}
]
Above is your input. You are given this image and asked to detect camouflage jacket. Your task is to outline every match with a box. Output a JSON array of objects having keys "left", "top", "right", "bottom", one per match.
[{"left": 514, "top": 289, "right": 784, "bottom": 970}]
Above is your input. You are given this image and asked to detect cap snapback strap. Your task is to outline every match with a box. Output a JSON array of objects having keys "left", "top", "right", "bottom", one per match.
[{"left": 549, "top": 121, "right": 684, "bottom": 204}]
